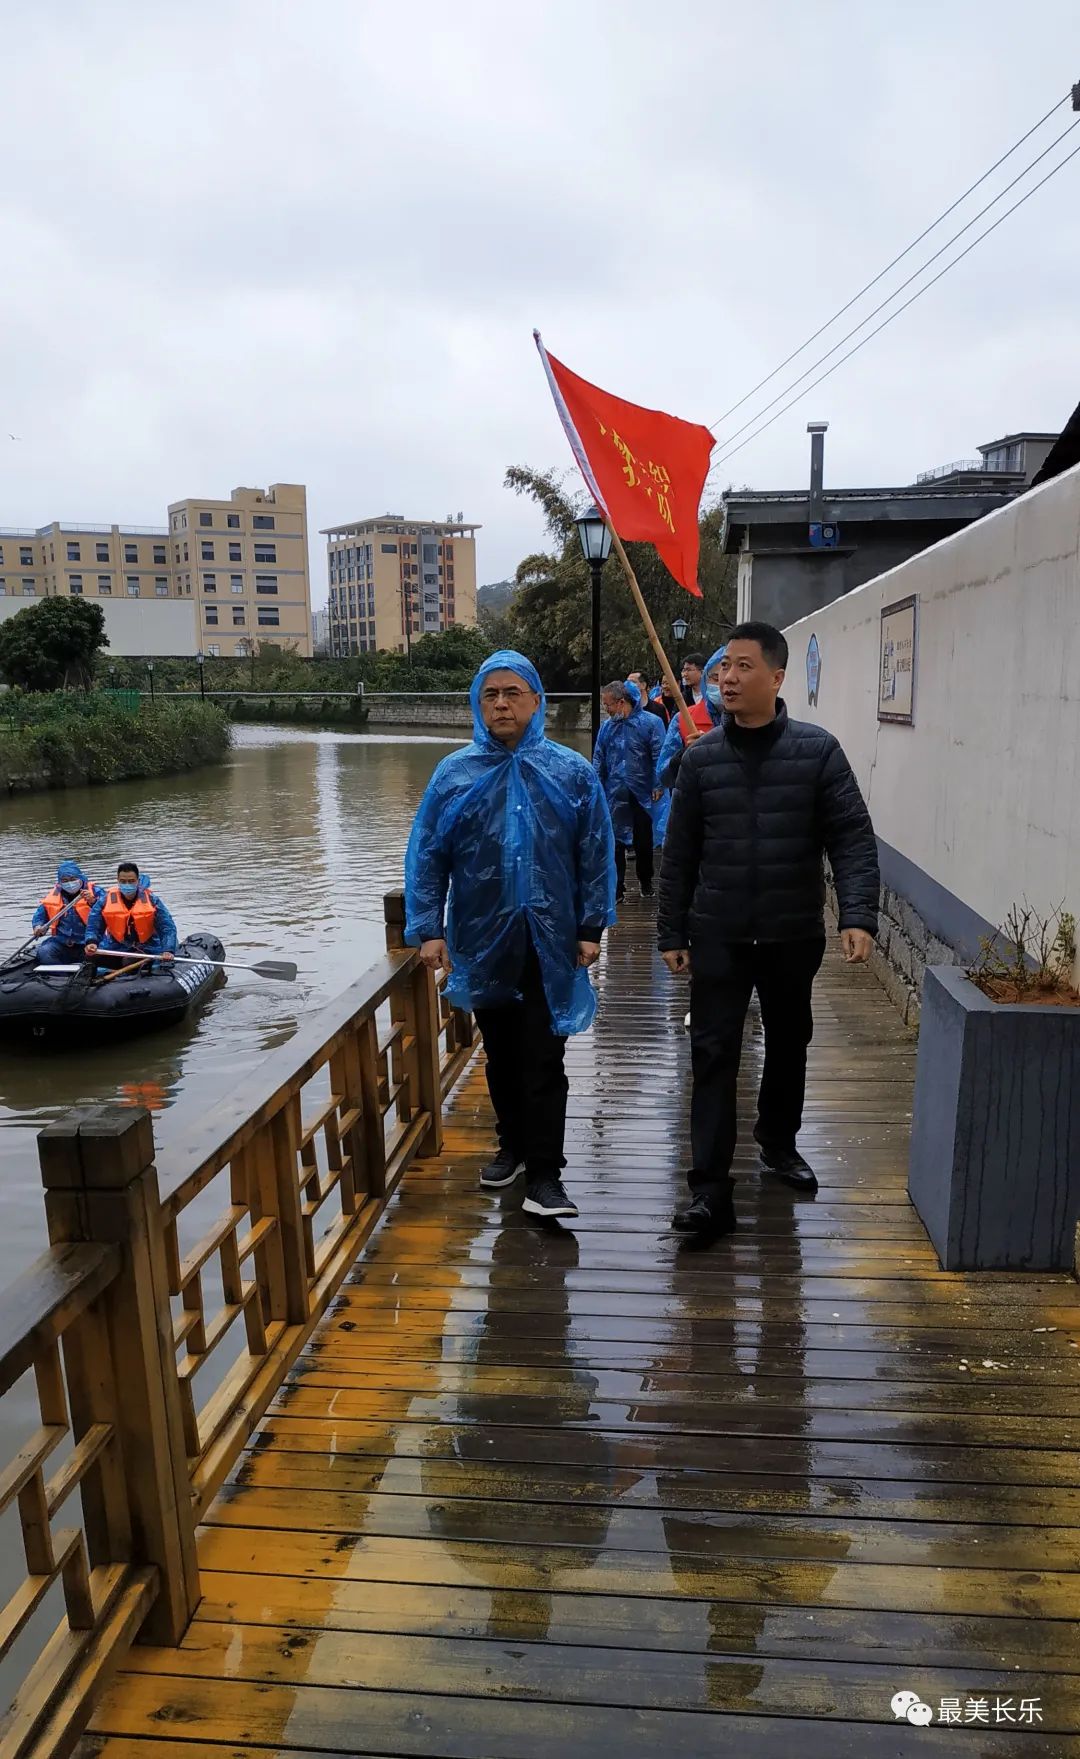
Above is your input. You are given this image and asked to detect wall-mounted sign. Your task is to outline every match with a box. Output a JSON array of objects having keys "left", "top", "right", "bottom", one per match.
[
  {"left": 878, "top": 594, "right": 917, "bottom": 724},
  {"left": 806, "top": 633, "right": 821, "bottom": 706}
]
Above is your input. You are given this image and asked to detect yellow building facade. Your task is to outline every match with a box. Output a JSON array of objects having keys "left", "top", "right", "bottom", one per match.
[
  {"left": 0, "top": 482, "right": 312, "bottom": 657},
  {"left": 321, "top": 514, "right": 478, "bottom": 656}
]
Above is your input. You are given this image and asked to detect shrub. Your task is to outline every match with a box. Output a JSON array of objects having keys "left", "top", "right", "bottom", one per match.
[{"left": 0, "top": 696, "right": 230, "bottom": 794}]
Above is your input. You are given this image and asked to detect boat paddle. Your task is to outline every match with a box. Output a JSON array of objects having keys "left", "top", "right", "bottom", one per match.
[
  {"left": 65, "top": 950, "right": 299, "bottom": 982},
  {"left": 4, "top": 891, "right": 90, "bottom": 964}
]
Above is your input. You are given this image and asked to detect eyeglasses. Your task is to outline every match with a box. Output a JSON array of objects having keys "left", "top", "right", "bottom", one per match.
[{"left": 480, "top": 686, "right": 529, "bottom": 704}]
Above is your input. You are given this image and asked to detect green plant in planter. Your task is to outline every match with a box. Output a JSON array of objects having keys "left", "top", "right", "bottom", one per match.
[{"left": 969, "top": 900, "right": 1079, "bottom": 1003}]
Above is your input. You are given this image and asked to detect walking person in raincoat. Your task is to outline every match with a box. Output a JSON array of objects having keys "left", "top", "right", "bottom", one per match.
[
  {"left": 655, "top": 643, "right": 727, "bottom": 792},
  {"left": 593, "top": 680, "right": 666, "bottom": 901},
  {"left": 405, "top": 650, "right": 615, "bottom": 1221}
]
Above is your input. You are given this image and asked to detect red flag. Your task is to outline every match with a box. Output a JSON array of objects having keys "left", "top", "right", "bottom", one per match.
[{"left": 535, "top": 332, "right": 714, "bottom": 597}]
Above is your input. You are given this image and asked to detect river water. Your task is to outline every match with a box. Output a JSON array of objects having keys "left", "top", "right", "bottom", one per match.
[{"left": 0, "top": 725, "right": 483, "bottom": 1283}]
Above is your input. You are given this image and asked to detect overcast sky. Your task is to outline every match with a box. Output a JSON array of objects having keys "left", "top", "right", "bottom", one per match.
[{"left": 1, "top": 2, "right": 1077, "bottom": 605}]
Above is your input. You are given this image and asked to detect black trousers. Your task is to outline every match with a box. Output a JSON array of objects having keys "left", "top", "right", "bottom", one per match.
[
  {"left": 473, "top": 941, "right": 569, "bottom": 1179},
  {"left": 615, "top": 798, "right": 654, "bottom": 895},
  {"left": 688, "top": 938, "right": 826, "bottom": 1198}
]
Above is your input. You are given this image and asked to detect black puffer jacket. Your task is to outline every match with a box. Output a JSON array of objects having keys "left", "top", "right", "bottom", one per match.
[{"left": 657, "top": 701, "right": 879, "bottom": 948}]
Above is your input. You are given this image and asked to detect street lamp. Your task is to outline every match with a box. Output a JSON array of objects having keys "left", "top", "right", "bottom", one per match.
[
  {"left": 575, "top": 504, "right": 612, "bottom": 749},
  {"left": 146, "top": 660, "right": 155, "bottom": 705},
  {"left": 671, "top": 614, "right": 689, "bottom": 677},
  {"left": 196, "top": 649, "right": 205, "bottom": 701}
]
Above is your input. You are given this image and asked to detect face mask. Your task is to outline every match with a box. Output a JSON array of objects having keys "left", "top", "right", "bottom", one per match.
[
  {"left": 60, "top": 880, "right": 82, "bottom": 897},
  {"left": 118, "top": 881, "right": 139, "bottom": 900},
  {"left": 706, "top": 682, "right": 723, "bottom": 707}
]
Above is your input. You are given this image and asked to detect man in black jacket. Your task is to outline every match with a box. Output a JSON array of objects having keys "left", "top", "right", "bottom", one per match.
[{"left": 657, "top": 621, "right": 879, "bottom": 1237}]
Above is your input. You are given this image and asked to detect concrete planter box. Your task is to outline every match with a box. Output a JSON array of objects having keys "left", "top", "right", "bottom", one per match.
[{"left": 908, "top": 965, "right": 1080, "bottom": 1270}]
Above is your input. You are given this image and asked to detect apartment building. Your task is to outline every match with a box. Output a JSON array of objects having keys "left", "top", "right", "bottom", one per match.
[
  {"left": 167, "top": 483, "right": 311, "bottom": 658},
  {"left": 0, "top": 482, "right": 312, "bottom": 657},
  {"left": 321, "top": 514, "right": 478, "bottom": 656}
]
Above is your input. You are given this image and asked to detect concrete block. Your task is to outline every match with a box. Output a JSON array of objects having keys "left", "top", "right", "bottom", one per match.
[
  {"left": 908, "top": 966, "right": 1080, "bottom": 1269},
  {"left": 896, "top": 897, "right": 929, "bottom": 954}
]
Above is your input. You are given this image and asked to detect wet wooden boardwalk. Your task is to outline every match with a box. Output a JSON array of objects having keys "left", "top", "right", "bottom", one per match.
[{"left": 83, "top": 905, "right": 1080, "bottom": 1757}]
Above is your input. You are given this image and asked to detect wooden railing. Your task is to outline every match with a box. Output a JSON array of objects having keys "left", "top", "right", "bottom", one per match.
[{"left": 0, "top": 892, "right": 473, "bottom": 1759}]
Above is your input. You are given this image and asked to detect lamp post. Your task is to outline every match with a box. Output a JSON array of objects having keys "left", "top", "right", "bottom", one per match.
[
  {"left": 575, "top": 504, "right": 613, "bottom": 750},
  {"left": 671, "top": 614, "right": 688, "bottom": 679},
  {"left": 146, "top": 660, "right": 155, "bottom": 705},
  {"left": 196, "top": 649, "right": 205, "bottom": 700}
]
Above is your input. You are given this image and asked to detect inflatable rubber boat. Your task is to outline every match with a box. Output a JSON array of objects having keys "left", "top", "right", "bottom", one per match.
[{"left": 0, "top": 933, "right": 226, "bottom": 1046}]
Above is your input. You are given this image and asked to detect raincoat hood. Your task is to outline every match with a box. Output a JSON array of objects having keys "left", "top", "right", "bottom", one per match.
[
  {"left": 623, "top": 681, "right": 642, "bottom": 710},
  {"left": 469, "top": 651, "right": 545, "bottom": 753},
  {"left": 704, "top": 644, "right": 727, "bottom": 682},
  {"left": 56, "top": 861, "right": 87, "bottom": 885}
]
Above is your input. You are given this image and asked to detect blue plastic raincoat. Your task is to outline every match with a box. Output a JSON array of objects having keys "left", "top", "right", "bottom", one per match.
[
  {"left": 31, "top": 861, "right": 102, "bottom": 947},
  {"left": 404, "top": 651, "right": 616, "bottom": 1035},
  {"left": 593, "top": 682, "right": 667, "bottom": 846},
  {"left": 85, "top": 883, "right": 179, "bottom": 957},
  {"left": 655, "top": 644, "right": 727, "bottom": 790}
]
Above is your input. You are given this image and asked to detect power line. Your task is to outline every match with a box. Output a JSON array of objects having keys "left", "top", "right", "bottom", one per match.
[
  {"left": 710, "top": 133, "right": 1080, "bottom": 472},
  {"left": 710, "top": 114, "right": 1080, "bottom": 454},
  {"left": 708, "top": 87, "right": 1074, "bottom": 434}
]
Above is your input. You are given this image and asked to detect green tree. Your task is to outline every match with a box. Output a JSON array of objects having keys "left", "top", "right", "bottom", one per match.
[
  {"left": 502, "top": 466, "right": 736, "bottom": 689},
  {"left": 0, "top": 597, "right": 109, "bottom": 691}
]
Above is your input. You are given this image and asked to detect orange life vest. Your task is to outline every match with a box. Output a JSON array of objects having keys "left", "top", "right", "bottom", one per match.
[
  {"left": 677, "top": 697, "right": 717, "bottom": 744},
  {"left": 40, "top": 885, "right": 96, "bottom": 927},
  {"left": 101, "top": 887, "right": 158, "bottom": 945}
]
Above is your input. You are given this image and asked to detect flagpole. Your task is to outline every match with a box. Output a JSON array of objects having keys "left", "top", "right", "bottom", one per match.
[{"left": 604, "top": 524, "right": 700, "bottom": 741}]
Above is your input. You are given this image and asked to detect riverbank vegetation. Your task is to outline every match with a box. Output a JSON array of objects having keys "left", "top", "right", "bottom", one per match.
[
  {"left": 224, "top": 695, "right": 369, "bottom": 728},
  {"left": 0, "top": 693, "right": 231, "bottom": 794}
]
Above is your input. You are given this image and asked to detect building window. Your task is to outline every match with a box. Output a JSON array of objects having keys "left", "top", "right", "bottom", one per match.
[
  {"left": 181, "top": 512, "right": 188, "bottom": 529},
  {"left": 155, "top": 579, "right": 169, "bottom": 597},
  {"left": 183, "top": 545, "right": 189, "bottom": 563},
  {"left": 255, "top": 576, "right": 278, "bottom": 594},
  {"left": 0, "top": 581, "right": 6, "bottom": 596},
  {"left": 229, "top": 543, "right": 241, "bottom": 562},
  {"left": 206, "top": 642, "right": 220, "bottom": 655},
  {"left": 252, "top": 514, "right": 275, "bottom": 530},
  {"left": 381, "top": 542, "right": 397, "bottom": 553},
  {"left": 201, "top": 542, "right": 214, "bottom": 561},
  {"left": 205, "top": 607, "right": 219, "bottom": 625},
  {"left": 203, "top": 575, "right": 217, "bottom": 593},
  {"left": 253, "top": 543, "right": 276, "bottom": 563},
  {"left": 231, "top": 576, "right": 244, "bottom": 593},
  {"left": 0, "top": 548, "right": 4, "bottom": 565},
  {"left": 20, "top": 548, "right": 33, "bottom": 566},
  {"left": 69, "top": 576, "right": 84, "bottom": 595},
  {"left": 153, "top": 545, "right": 166, "bottom": 565},
  {"left": 66, "top": 543, "right": 80, "bottom": 562},
  {"left": 96, "top": 542, "right": 110, "bottom": 563},
  {"left": 98, "top": 576, "right": 112, "bottom": 594},
  {"left": 257, "top": 607, "right": 280, "bottom": 626},
  {"left": 422, "top": 543, "right": 438, "bottom": 563},
  {"left": 22, "top": 579, "right": 36, "bottom": 595},
  {"left": 232, "top": 607, "right": 246, "bottom": 626},
  {"left": 227, "top": 513, "right": 240, "bottom": 529},
  {"left": 124, "top": 544, "right": 137, "bottom": 563},
  {"left": 174, "top": 546, "right": 181, "bottom": 563},
  {"left": 199, "top": 511, "right": 213, "bottom": 527},
  {"left": 127, "top": 579, "right": 140, "bottom": 597}
]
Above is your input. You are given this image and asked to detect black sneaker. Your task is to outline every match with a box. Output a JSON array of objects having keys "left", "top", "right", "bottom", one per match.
[
  {"left": 759, "top": 1147, "right": 818, "bottom": 1193},
  {"left": 522, "top": 1177, "right": 579, "bottom": 1219},
  {"left": 480, "top": 1150, "right": 525, "bottom": 1189},
  {"left": 615, "top": 887, "right": 626, "bottom": 904},
  {"left": 639, "top": 884, "right": 654, "bottom": 898},
  {"left": 672, "top": 1193, "right": 736, "bottom": 1236}
]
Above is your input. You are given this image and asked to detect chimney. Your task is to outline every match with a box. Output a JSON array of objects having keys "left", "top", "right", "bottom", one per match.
[{"left": 807, "top": 422, "right": 828, "bottom": 523}]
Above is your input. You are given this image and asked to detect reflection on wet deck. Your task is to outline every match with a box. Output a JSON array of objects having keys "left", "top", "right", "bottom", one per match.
[{"left": 82, "top": 909, "right": 1080, "bottom": 1755}]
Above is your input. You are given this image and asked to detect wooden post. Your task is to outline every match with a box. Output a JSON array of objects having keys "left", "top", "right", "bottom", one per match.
[
  {"left": 411, "top": 960, "right": 444, "bottom": 1157},
  {"left": 37, "top": 1106, "right": 201, "bottom": 1645}
]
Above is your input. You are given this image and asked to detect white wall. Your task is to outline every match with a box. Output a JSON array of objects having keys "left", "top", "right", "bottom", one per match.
[
  {"left": 0, "top": 596, "right": 198, "bottom": 656},
  {"left": 782, "top": 460, "right": 1080, "bottom": 935}
]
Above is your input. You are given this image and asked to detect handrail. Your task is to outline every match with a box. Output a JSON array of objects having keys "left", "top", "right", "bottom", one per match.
[{"left": 0, "top": 890, "right": 476, "bottom": 1759}]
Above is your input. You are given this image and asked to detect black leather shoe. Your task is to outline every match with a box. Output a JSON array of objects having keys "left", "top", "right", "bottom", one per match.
[
  {"left": 672, "top": 1194, "right": 736, "bottom": 1236},
  {"left": 759, "top": 1148, "right": 818, "bottom": 1194}
]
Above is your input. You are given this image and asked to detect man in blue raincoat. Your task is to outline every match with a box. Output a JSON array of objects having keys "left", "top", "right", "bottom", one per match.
[
  {"left": 31, "top": 860, "right": 103, "bottom": 964},
  {"left": 405, "top": 651, "right": 615, "bottom": 1222},
  {"left": 655, "top": 643, "right": 727, "bottom": 792},
  {"left": 593, "top": 680, "right": 666, "bottom": 902}
]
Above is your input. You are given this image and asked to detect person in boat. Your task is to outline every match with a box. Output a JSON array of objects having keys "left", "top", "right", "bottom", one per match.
[
  {"left": 31, "top": 861, "right": 103, "bottom": 965},
  {"left": 84, "top": 864, "right": 178, "bottom": 966},
  {"left": 405, "top": 649, "right": 615, "bottom": 1223},
  {"left": 593, "top": 680, "right": 666, "bottom": 902},
  {"left": 655, "top": 643, "right": 727, "bottom": 791}
]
